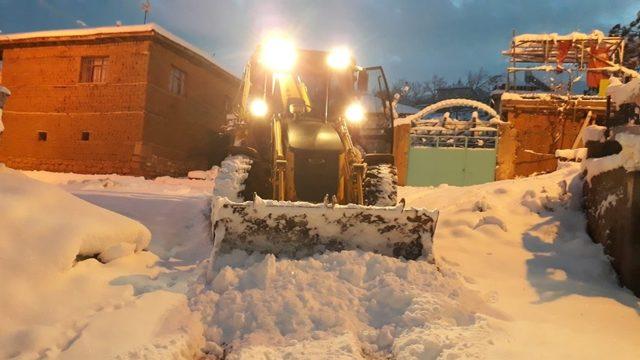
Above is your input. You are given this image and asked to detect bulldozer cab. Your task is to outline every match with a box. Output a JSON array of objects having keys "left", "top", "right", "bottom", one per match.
[{"left": 244, "top": 49, "right": 356, "bottom": 123}]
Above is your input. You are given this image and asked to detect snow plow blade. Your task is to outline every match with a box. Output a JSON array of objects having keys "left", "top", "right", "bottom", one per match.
[{"left": 211, "top": 196, "right": 438, "bottom": 261}]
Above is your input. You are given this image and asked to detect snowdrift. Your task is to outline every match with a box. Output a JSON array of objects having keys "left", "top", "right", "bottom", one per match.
[
  {"left": 0, "top": 165, "right": 206, "bottom": 359},
  {"left": 0, "top": 164, "right": 150, "bottom": 272}
]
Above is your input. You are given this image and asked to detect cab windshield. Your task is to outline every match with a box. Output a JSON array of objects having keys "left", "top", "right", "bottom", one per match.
[
  {"left": 296, "top": 65, "right": 354, "bottom": 120},
  {"left": 248, "top": 50, "right": 356, "bottom": 121}
]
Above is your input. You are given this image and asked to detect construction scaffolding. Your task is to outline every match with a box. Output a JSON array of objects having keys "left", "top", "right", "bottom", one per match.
[{"left": 502, "top": 30, "right": 626, "bottom": 91}]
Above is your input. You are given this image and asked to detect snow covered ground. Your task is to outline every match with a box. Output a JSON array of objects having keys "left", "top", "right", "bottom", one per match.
[
  {"left": 0, "top": 166, "right": 203, "bottom": 359},
  {"left": 5, "top": 163, "right": 639, "bottom": 359},
  {"left": 401, "top": 163, "right": 640, "bottom": 359}
]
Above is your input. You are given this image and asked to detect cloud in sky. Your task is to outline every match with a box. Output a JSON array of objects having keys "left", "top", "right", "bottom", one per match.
[{"left": 0, "top": 0, "right": 638, "bottom": 82}]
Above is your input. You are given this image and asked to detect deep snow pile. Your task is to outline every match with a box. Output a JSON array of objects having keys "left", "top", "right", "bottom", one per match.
[
  {"left": 1, "top": 165, "right": 203, "bottom": 359},
  {"left": 191, "top": 250, "right": 499, "bottom": 359},
  {"left": 0, "top": 164, "right": 150, "bottom": 272}
]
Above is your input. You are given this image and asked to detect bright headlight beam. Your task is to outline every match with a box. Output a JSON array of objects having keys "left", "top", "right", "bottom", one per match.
[
  {"left": 327, "top": 47, "right": 352, "bottom": 70},
  {"left": 249, "top": 98, "right": 268, "bottom": 118},
  {"left": 345, "top": 102, "right": 365, "bottom": 124},
  {"left": 259, "top": 36, "right": 297, "bottom": 73}
]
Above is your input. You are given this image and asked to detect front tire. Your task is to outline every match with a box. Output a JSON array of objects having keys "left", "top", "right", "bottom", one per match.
[
  {"left": 239, "top": 158, "right": 272, "bottom": 201},
  {"left": 363, "top": 164, "right": 398, "bottom": 206}
]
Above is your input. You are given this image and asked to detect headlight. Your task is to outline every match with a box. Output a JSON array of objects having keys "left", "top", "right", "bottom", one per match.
[
  {"left": 327, "top": 47, "right": 352, "bottom": 70},
  {"left": 259, "top": 36, "right": 297, "bottom": 73},
  {"left": 345, "top": 102, "right": 365, "bottom": 124},
  {"left": 249, "top": 98, "right": 268, "bottom": 118}
]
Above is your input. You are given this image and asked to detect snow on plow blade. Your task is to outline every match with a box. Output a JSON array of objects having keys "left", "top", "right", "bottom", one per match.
[{"left": 211, "top": 196, "right": 438, "bottom": 261}]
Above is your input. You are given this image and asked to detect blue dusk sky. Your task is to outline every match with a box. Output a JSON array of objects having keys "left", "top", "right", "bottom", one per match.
[{"left": 0, "top": 0, "right": 638, "bottom": 82}]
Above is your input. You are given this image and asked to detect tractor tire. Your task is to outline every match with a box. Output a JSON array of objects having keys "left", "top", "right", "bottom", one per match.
[
  {"left": 239, "top": 158, "right": 272, "bottom": 201},
  {"left": 363, "top": 164, "right": 398, "bottom": 206}
]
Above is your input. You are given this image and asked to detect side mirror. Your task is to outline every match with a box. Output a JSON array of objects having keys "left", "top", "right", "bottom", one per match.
[{"left": 357, "top": 70, "right": 369, "bottom": 93}]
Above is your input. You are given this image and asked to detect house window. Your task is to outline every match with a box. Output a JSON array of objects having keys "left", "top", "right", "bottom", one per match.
[
  {"left": 81, "top": 131, "right": 90, "bottom": 141},
  {"left": 37, "top": 131, "right": 47, "bottom": 141},
  {"left": 80, "top": 57, "right": 109, "bottom": 83},
  {"left": 169, "top": 66, "right": 186, "bottom": 96}
]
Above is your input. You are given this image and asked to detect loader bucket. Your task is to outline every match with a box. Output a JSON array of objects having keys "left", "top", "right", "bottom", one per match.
[{"left": 210, "top": 196, "right": 438, "bottom": 261}]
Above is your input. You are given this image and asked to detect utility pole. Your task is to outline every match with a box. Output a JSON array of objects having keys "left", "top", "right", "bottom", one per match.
[{"left": 142, "top": 0, "right": 151, "bottom": 24}]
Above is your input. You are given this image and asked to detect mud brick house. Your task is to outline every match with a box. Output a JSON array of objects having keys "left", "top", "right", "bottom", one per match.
[{"left": 0, "top": 24, "right": 239, "bottom": 177}]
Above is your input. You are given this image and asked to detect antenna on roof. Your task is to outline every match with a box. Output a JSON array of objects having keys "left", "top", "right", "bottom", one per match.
[{"left": 141, "top": 0, "right": 151, "bottom": 24}]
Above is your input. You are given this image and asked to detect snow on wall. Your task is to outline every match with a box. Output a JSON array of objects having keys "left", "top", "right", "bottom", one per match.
[
  {"left": 596, "top": 193, "right": 621, "bottom": 217},
  {"left": 396, "top": 98, "right": 500, "bottom": 126},
  {"left": 607, "top": 76, "right": 640, "bottom": 107},
  {"left": 555, "top": 148, "right": 587, "bottom": 162},
  {"left": 583, "top": 132, "right": 640, "bottom": 182},
  {"left": 583, "top": 125, "right": 607, "bottom": 142}
]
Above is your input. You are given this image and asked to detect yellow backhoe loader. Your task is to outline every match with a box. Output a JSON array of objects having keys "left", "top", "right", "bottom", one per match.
[{"left": 211, "top": 37, "right": 438, "bottom": 260}]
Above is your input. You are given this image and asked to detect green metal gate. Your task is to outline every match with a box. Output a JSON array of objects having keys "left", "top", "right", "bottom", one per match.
[{"left": 406, "top": 135, "right": 497, "bottom": 186}]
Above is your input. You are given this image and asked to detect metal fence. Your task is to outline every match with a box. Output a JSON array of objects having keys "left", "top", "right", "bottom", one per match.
[{"left": 410, "top": 134, "right": 497, "bottom": 149}]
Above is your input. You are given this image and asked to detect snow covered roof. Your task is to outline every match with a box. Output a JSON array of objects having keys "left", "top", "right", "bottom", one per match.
[
  {"left": 503, "top": 30, "right": 624, "bottom": 68},
  {"left": 0, "top": 24, "right": 238, "bottom": 80},
  {"left": 513, "top": 30, "right": 607, "bottom": 43}
]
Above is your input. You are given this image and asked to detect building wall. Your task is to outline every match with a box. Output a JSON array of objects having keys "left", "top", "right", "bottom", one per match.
[
  {"left": 0, "top": 40, "right": 149, "bottom": 174},
  {"left": 140, "top": 39, "right": 238, "bottom": 177},
  {"left": 496, "top": 99, "right": 606, "bottom": 180}
]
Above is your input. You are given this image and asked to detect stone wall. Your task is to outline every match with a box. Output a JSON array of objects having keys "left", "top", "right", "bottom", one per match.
[{"left": 584, "top": 139, "right": 640, "bottom": 297}]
